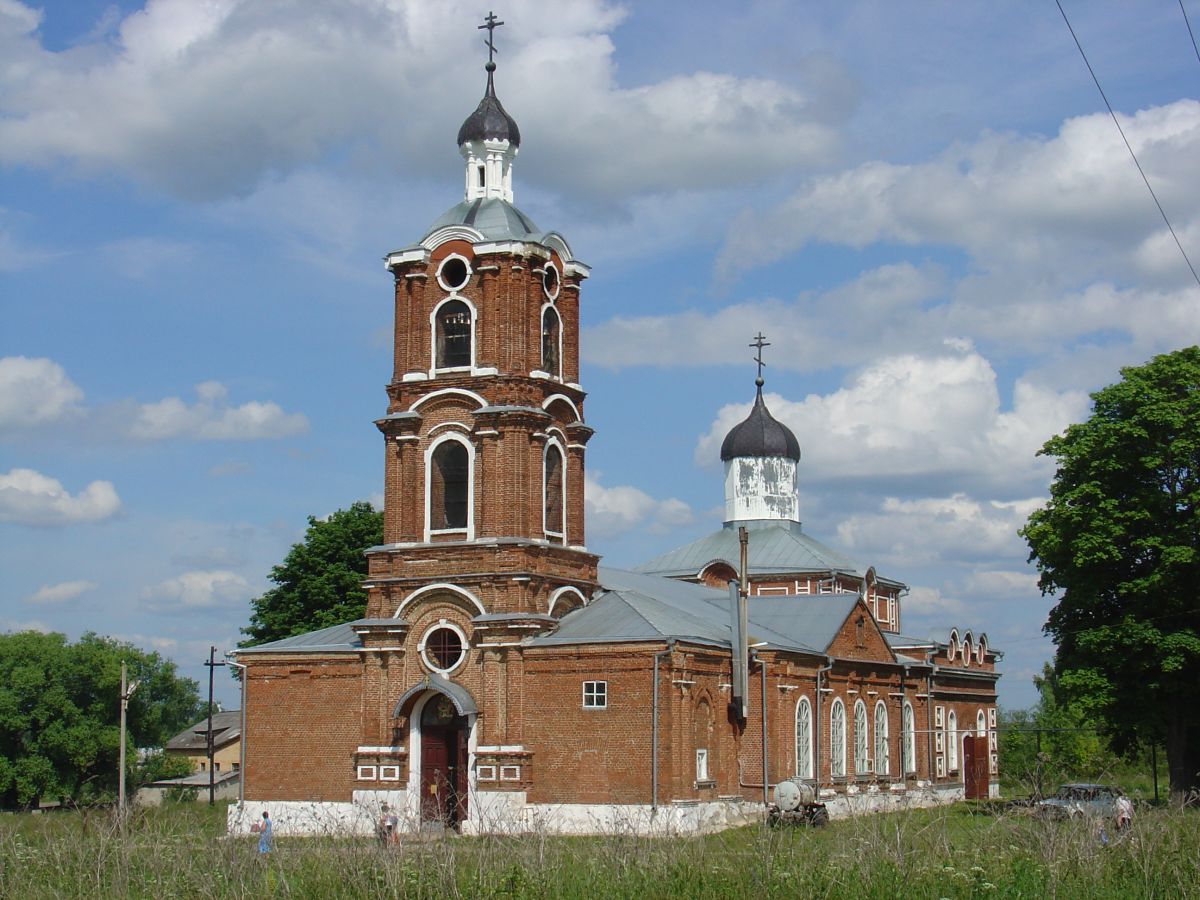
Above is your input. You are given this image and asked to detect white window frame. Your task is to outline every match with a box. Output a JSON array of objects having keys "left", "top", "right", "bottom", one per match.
[
  {"left": 500, "top": 765, "right": 521, "bottom": 781},
  {"left": 977, "top": 709, "right": 987, "bottom": 738},
  {"left": 582, "top": 680, "right": 607, "bottom": 709},
  {"left": 854, "top": 699, "right": 870, "bottom": 775},
  {"left": 695, "top": 748, "right": 709, "bottom": 783},
  {"left": 947, "top": 710, "right": 959, "bottom": 772},
  {"left": 424, "top": 432, "right": 476, "bottom": 541},
  {"left": 477, "top": 765, "right": 497, "bottom": 781},
  {"left": 417, "top": 619, "right": 470, "bottom": 676},
  {"left": 435, "top": 252, "right": 473, "bottom": 293},
  {"left": 830, "top": 699, "right": 846, "bottom": 778},
  {"left": 356, "top": 765, "right": 377, "bottom": 781},
  {"left": 379, "top": 765, "right": 400, "bottom": 781},
  {"left": 902, "top": 701, "right": 917, "bottom": 775},
  {"left": 795, "top": 696, "right": 814, "bottom": 780},
  {"left": 874, "top": 701, "right": 890, "bottom": 777}
]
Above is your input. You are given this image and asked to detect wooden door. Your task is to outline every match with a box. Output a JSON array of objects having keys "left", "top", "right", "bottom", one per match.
[
  {"left": 421, "top": 726, "right": 453, "bottom": 823},
  {"left": 963, "top": 735, "right": 989, "bottom": 800}
]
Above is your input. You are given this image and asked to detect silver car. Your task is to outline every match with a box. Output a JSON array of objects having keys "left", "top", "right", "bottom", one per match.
[{"left": 1036, "top": 783, "right": 1122, "bottom": 819}]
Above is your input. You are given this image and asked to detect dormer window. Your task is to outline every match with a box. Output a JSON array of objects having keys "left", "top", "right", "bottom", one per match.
[
  {"left": 435, "top": 300, "right": 472, "bottom": 369},
  {"left": 541, "top": 306, "right": 561, "bottom": 378}
]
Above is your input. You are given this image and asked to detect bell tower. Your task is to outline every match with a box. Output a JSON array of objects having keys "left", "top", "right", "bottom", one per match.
[{"left": 363, "top": 17, "right": 598, "bottom": 626}]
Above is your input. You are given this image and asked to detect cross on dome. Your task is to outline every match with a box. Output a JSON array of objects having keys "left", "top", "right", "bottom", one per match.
[
  {"left": 750, "top": 332, "right": 770, "bottom": 387},
  {"left": 479, "top": 11, "right": 504, "bottom": 70}
]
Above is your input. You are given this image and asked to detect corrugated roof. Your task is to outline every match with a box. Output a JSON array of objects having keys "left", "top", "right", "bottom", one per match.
[{"left": 632, "top": 521, "right": 862, "bottom": 579}]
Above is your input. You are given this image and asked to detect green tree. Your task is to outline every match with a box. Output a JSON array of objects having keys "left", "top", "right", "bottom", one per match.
[
  {"left": 1022, "top": 346, "right": 1200, "bottom": 799},
  {"left": 999, "top": 664, "right": 1116, "bottom": 796},
  {"left": 241, "top": 501, "right": 383, "bottom": 646},
  {"left": 0, "top": 632, "right": 202, "bottom": 808}
]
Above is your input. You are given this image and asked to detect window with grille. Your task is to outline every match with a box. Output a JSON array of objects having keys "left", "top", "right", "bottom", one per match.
[
  {"left": 874, "top": 701, "right": 889, "bottom": 776},
  {"left": 830, "top": 699, "right": 846, "bottom": 777},
  {"left": 795, "top": 697, "right": 813, "bottom": 779},
  {"left": 854, "top": 700, "right": 869, "bottom": 774},
  {"left": 423, "top": 626, "right": 465, "bottom": 672},
  {"left": 902, "top": 702, "right": 916, "bottom": 774}
]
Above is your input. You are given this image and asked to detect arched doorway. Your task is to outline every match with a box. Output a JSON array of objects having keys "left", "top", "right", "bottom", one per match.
[{"left": 418, "top": 693, "right": 468, "bottom": 828}]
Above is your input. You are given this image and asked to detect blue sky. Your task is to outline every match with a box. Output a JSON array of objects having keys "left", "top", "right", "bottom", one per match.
[{"left": 2, "top": 0, "right": 1198, "bottom": 711}]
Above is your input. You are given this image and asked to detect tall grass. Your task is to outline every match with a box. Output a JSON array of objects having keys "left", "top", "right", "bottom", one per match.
[{"left": 2, "top": 801, "right": 1197, "bottom": 898}]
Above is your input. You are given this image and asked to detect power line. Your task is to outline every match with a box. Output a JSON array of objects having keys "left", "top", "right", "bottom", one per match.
[
  {"left": 1055, "top": 0, "right": 1200, "bottom": 290},
  {"left": 1182, "top": 0, "right": 1200, "bottom": 66}
]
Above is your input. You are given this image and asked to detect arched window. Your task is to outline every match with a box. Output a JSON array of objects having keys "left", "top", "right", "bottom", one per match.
[
  {"left": 854, "top": 700, "right": 869, "bottom": 774},
  {"left": 429, "top": 439, "right": 470, "bottom": 531},
  {"left": 544, "top": 443, "right": 565, "bottom": 538},
  {"left": 541, "top": 306, "right": 560, "bottom": 378},
  {"left": 902, "top": 702, "right": 916, "bottom": 775},
  {"left": 795, "top": 697, "right": 813, "bottom": 779},
  {"left": 977, "top": 709, "right": 986, "bottom": 738},
  {"left": 947, "top": 710, "right": 959, "bottom": 772},
  {"left": 694, "top": 698, "right": 714, "bottom": 784},
  {"left": 830, "top": 699, "right": 846, "bottom": 778},
  {"left": 435, "top": 299, "right": 472, "bottom": 369},
  {"left": 874, "top": 701, "right": 890, "bottom": 777}
]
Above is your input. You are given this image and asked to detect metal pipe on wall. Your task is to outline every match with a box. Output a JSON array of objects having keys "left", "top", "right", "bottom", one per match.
[
  {"left": 226, "top": 655, "right": 248, "bottom": 808},
  {"left": 759, "top": 653, "right": 768, "bottom": 806}
]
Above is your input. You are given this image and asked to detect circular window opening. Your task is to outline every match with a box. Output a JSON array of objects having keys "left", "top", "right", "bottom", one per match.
[
  {"left": 542, "top": 263, "right": 560, "bottom": 300},
  {"left": 422, "top": 625, "right": 465, "bottom": 672},
  {"left": 438, "top": 256, "right": 470, "bottom": 292}
]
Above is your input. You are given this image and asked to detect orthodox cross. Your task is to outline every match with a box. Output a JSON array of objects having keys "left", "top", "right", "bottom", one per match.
[
  {"left": 479, "top": 11, "right": 504, "bottom": 65},
  {"left": 750, "top": 332, "right": 770, "bottom": 383}
]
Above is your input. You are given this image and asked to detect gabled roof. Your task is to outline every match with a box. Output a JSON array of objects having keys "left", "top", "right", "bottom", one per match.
[
  {"left": 165, "top": 710, "right": 242, "bottom": 752},
  {"left": 632, "top": 520, "right": 864, "bottom": 580}
]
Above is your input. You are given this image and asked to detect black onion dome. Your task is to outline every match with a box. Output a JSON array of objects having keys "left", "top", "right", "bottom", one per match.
[
  {"left": 720, "top": 388, "right": 801, "bottom": 462},
  {"left": 457, "top": 71, "right": 521, "bottom": 147}
]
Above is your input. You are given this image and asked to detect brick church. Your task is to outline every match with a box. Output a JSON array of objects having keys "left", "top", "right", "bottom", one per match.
[{"left": 229, "top": 22, "right": 1000, "bottom": 836}]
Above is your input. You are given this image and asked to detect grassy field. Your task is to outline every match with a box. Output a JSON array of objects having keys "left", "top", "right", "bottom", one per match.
[{"left": 2, "top": 801, "right": 1197, "bottom": 898}]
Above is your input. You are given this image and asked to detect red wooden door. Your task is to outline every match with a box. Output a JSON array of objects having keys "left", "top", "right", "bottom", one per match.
[
  {"left": 963, "top": 735, "right": 989, "bottom": 799},
  {"left": 421, "top": 727, "right": 452, "bottom": 822}
]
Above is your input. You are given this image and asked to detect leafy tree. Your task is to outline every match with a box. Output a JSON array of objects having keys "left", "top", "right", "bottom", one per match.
[
  {"left": 0, "top": 632, "right": 202, "bottom": 808},
  {"left": 241, "top": 501, "right": 383, "bottom": 646},
  {"left": 1022, "top": 347, "right": 1200, "bottom": 799},
  {"left": 999, "top": 664, "right": 1116, "bottom": 796}
]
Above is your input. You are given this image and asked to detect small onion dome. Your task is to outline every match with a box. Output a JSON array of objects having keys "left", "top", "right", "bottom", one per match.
[
  {"left": 457, "top": 68, "right": 521, "bottom": 148},
  {"left": 720, "top": 387, "right": 800, "bottom": 462}
]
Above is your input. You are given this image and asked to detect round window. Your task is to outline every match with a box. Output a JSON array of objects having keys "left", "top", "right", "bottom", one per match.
[
  {"left": 437, "top": 255, "right": 471, "bottom": 292},
  {"left": 421, "top": 624, "right": 466, "bottom": 673},
  {"left": 542, "top": 263, "right": 560, "bottom": 300}
]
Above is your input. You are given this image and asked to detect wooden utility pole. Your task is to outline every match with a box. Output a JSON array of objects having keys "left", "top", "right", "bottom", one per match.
[
  {"left": 118, "top": 662, "right": 139, "bottom": 816},
  {"left": 203, "top": 646, "right": 227, "bottom": 805}
]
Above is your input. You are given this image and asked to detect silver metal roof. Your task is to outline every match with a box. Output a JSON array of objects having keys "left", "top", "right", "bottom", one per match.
[
  {"left": 632, "top": 520, "right": 863, "bottom": 579},
  {"left": 422, "top": 198, "right": 544, "bottom": 244},
  {"left": 233, "top": 568, "right": 881, "bottom": 661}
]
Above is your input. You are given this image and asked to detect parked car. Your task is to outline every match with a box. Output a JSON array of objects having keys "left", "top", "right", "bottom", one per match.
[{"left": 1035, "top": 783, "right": 1123, "bottom": 819}]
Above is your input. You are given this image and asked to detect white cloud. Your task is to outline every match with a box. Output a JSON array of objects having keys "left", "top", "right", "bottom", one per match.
[
  {"left": 835, "top": 494, "right": 1041, "bottom": 568},
  {"left": 695, "top": 345, "right": 1088, "bottom": 492},
  {"left": 0, "top": 0, "right": 843, "bottom": 204},
  {"left": 717, "top": 99, "right": 1200, "bottom": 288},
  {"left": 24, "top": 580, "right": 98, "bottom": 605},
  {"left": 127, "top": 381, "right": 308, "bottom": 440},
  {"left": 141, "top": 569, "right": 249, "bottom": 610},
  {"left": 0, "top": 356, "right": 84, "bottom": 430},
  {"left": 956, "top": 569, "right": 1039, "bottom": 601},
  {"left": 585, "top": 471, "right": 693, "bottom": 539},
  {"left": 902, "top": 585, "right": 966, "bottom": 618},
  {"left": 0, "top": 468, "right": 121, "bottom": 525}
]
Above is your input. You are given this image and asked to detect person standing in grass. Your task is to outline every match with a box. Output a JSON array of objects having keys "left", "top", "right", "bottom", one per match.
[{"left": 254, "top": 810, "right": 273, "bottom": 854}]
